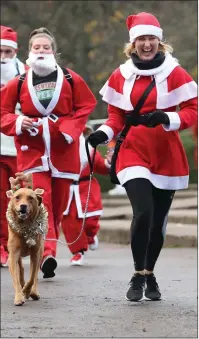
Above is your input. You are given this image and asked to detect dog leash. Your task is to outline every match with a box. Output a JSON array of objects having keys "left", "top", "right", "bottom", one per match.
[{"left": 39, "top": 139, "right": 96, "bottom": 246}]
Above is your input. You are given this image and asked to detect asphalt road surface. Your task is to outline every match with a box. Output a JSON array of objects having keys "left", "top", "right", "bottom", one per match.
[{"left": 1, "top": 243, "right": 197, "bottom": 338}]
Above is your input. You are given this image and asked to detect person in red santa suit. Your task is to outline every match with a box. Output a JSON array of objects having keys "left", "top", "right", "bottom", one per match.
[
  {"left": 61, "top": 123, "right": 110, "bottom": 266},
  {"left": 0, "top": 27, "right": 97, "bottom": 278},
  {"left": 87, "top": 12, "right": 198, "bottom": 301},
  {"left": 0, "top": 25, "right": 28, "bottom": 267}
]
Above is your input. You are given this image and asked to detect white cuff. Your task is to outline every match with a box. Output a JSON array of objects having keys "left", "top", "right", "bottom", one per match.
[
  {"left": 105, "top": 159, "right": 111, "bottom": 168},
  {"left": 97, "top": 125, "right": 114, "bottom": 143},
  {"left": 162, "top": 112, "right": 181, "bottom": 131},
  {"left": 16, "top": 115, "right": 25, "bottom": 135},
  {"left": 62, "top": 133, "right": 73, "bottom": 144}
]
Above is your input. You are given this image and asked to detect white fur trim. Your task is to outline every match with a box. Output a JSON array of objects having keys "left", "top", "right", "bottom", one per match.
[
  {"left": 97, "top": 125, "right": 114, "bottom": 143},
  {"left": 22, "top": 165, "right": 48, "bottom": 174},
  {"left": 117, "top": 166, "right": 189, "bottom": 190},
  {"left": 63, "top": 184, "right": 74, "bottom": 215},
  {"left": 16, "top": 115, "right": 25, "bottom": 135},
  {"left": 162, "top": 112, "right": 181, "bottom": 131},
  {"left": 120, "top": 52, "right": 178, "bottom": 81},
  {"left": 129, "top": 25, "right": 163, "bottom": 43},
  {"left": 21, "top": 145, "right": 28, "bottom": 151},
  {"left": 63, "top": 183, "right": 103, "bottom": 218},
  {"left": 99, "top": 79, "right": 134, "bottom": 110},
  {"left": 157, "top": 81, "right": 197, "bottom": 109},
  {"left": 79, "top": 134, "right": 93, "bottom": 171},
  {"left": 27, "top": 65, "right": 64, "bottom": 116},
  {"left": 62, "top": 133, "right": 73, "bottom": 144},
  {"left": 74, "top": 185, "right": 103, "bottom": 218},
  {"left": 1, "top": 39, "right": 17, "bottom": 49},
  {"left": 51, "top": 172, "right": 79, "bottom": 180},
  {"left": 42, "top": 117, "right": 61, "bottom": 173}
]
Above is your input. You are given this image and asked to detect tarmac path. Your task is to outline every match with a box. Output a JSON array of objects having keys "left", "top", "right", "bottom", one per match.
[{"left": 1, "top": 243, "right": 197, "bottom": 338}]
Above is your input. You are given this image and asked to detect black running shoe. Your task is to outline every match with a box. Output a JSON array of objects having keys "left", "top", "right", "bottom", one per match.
[
  {"left": 125, "top": 273, "right": 145, "bottom": 301},
  {"left": 41, "top": 256, "right": 57, "bottom": 279},
  {"left": 145, "top": 273, "right": 161, "bottom": 300}
]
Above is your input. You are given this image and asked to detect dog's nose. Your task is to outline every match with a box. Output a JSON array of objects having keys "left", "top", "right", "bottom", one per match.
[{"left": 20, "top": 204, "right": 27, "bottom": 213}]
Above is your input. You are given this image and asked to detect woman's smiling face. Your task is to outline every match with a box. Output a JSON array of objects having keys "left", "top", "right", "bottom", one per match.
[{"left": 134, "top": 35, "right": 159, "bottom": 61}]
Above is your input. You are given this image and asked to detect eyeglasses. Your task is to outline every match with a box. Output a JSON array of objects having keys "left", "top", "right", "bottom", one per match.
[{"left": 0, "top": 49, "right": 13, "bottom": 55}]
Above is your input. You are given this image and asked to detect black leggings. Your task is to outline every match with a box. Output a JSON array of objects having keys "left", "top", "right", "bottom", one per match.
[{"left": 124, "top": 178, "right": 175, "bottom": 271}]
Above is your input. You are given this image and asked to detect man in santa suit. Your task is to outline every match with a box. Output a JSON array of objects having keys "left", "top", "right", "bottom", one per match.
[
  {"left": 0, "top": 25, "right": 27, "bottom": 266},
  {"left": 61, "top": 124, "right": 110, "bottom": 266},
  {"left": 0, "top": 27, "right": 97, "bottom": 278},
  {"left": 87, "top": 12, "right": 197, "bottom": 301}
]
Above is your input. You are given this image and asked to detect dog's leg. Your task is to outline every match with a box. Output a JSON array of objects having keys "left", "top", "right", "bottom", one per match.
[
  {"left": 30, "top": 246, "right": 43, "bottom": 300},
  {"left": 9, "top": 250, "right": 25, "bottom": 306},
  {"left": 18, "top": 257, "right": 25, "bottom": 288},
  {"left": 22, "top": 249, "right": 40, "bottom": 300}
]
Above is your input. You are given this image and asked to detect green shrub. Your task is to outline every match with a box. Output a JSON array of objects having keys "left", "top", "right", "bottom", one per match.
[{"left": 94, "top": 128, "right": 197, "bottom": 192}]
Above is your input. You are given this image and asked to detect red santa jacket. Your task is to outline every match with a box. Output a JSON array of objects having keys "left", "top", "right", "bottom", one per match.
[
  {"left": 97, "top": 52, "right": 198, "bottom": 190},
  {"left": 0, "top": 66, "right": 97, "bottom": 179},
  {"left": 63, "top": 136, "right": 110, "bottom": 218},
  {"left": 0, "top": 59, "right": 28, "bottom": 157}
]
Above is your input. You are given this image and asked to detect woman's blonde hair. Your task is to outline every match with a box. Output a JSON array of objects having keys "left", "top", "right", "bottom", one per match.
[
  {"left": 124, "top": 40, "right": 173, "bottom": 58},
  {"left": 29, "top": 27, "right": 57, "bottom": 53}
]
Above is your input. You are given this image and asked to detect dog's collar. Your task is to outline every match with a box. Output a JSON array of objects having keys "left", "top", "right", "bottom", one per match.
[{"left": 6, "top": 203, "right": 48, "bottom": 247}]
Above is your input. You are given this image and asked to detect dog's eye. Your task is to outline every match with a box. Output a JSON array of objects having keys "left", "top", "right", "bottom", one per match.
[
  {"left": 28, "top": 196, "right": 34, "bottom": 201},
  {"left": 15, "top": 196, "right": 20, "bottom": 201}
]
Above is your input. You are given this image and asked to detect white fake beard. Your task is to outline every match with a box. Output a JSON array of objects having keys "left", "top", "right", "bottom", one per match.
[
  {"left": 0, "top": 56, "right": 18, "bottom": 85},
  {"left": 26, "top": 52, "right": 57, "bottom": 76}
]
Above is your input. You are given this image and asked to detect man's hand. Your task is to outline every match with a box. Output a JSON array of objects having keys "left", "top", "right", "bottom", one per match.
[{"left": 21, "top": 117, "right": 33, "bottom": 131}]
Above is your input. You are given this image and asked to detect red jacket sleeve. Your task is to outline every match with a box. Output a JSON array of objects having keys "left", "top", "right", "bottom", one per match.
[
  {"left": 0, "top": 76, "right": 22, "bottom": 136},
  {"left": 59, "top": 69, "right": 97, "bottom": 141}
]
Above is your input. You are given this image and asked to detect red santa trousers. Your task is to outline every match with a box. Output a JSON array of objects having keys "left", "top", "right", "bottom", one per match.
[
  {"left": 32, "top": 172, "right": 72, "bottom": 259},
  {"left": 62, "top": 198, "right": 100, "bottom": 254},
  {"left": 0, "top": 155, "right": 17, "bottom": 249}
]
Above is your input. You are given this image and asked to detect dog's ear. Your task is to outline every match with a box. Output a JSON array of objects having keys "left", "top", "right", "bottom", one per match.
[
  {"left": 34, "top": 188, "right": 44, "bottom": 206},
  {"left": 6, "top": 190, "right": 14, "bottom": 198},
  {"left": 36, "top": 195, "right": 43, "bottom": 206},
  {"left": 34, "top": 188, "right": 44, "bottom": 195}
]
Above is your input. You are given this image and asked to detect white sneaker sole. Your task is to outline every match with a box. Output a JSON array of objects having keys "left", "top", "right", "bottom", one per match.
[{"left": 89, "top": 236, "right": 99, "bottom": 251}]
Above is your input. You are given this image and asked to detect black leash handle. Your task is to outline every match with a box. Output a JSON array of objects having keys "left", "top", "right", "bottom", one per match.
[{"left": 85, "top": 138, "right": 96, "bottom": 174}]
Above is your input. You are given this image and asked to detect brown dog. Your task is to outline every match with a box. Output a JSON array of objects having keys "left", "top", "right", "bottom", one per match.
[{"left": 6, "top": 173, "right": 48, "bottom": 306}]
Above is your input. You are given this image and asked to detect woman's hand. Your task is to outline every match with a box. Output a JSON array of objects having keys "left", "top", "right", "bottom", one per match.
[
  {"left": 21, "top": 117, "right": 33, "bottom": 131},
  {"left": 106, "top": 148, "right": 114, "bottom": 164},
  {"left": 86, "top": 130, "right": 108, "bottom": 147},
  {"left": 147, "top": 110, "right": 170, "bottom": 127}
]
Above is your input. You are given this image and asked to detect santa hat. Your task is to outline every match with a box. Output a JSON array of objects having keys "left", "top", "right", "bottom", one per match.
[
  {"left": 0, "top": 25, "right": 18, "bottom": 49},
  {"left": 126, "top": 12, "right": 163, "bottom": 43}
]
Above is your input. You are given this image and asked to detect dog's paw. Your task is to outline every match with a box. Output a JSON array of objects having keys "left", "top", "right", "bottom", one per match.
[
  {"left": 14, "top": 294, "right": 25, "bottom": 306},
  {"left": 30, "top": 290, "right": 40, "bottom": 300},
  {"left": 22, "top": 285, "right": 31, "bottom": 299}
]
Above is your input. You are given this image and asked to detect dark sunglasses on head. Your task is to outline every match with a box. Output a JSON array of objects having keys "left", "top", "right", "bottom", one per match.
[{"left": 0, "top": 49, "right": 13, "bottom": 55}]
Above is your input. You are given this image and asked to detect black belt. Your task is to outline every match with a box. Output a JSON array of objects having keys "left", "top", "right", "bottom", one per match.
[
  {"left": 25, "top": 114, "right": 60, "bottom": 122},
  {"left": 73, "top": 176, "right": 90, "bottom": 185}
]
